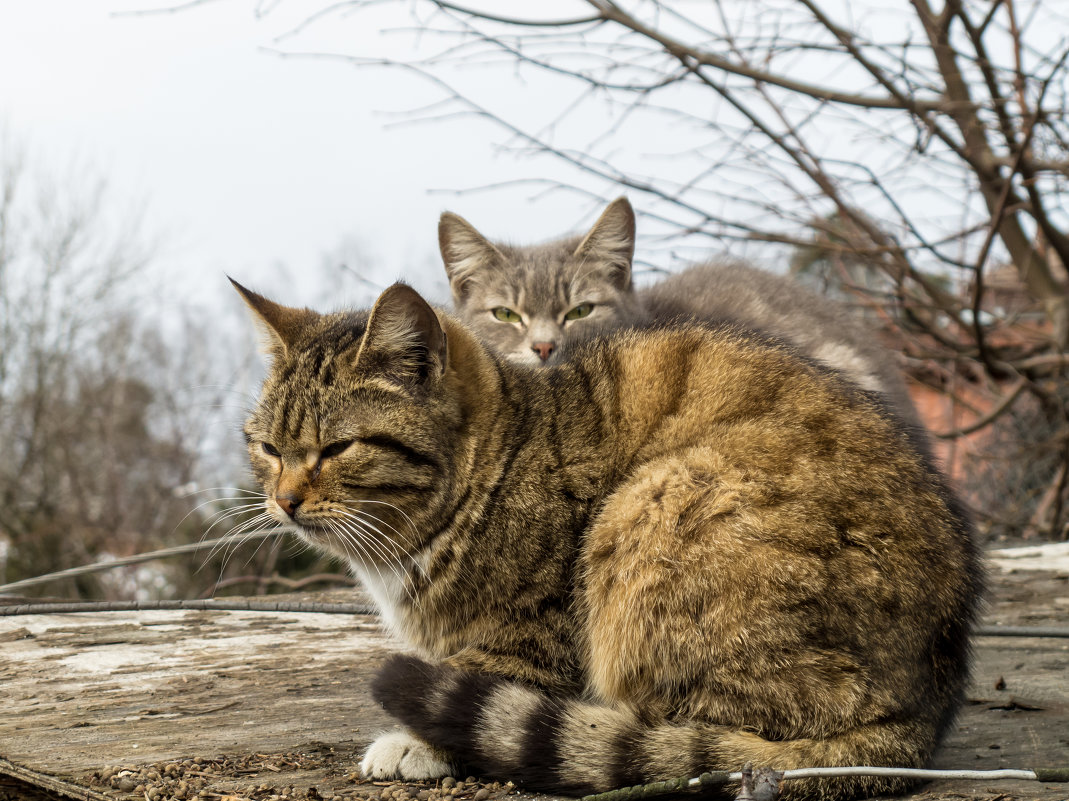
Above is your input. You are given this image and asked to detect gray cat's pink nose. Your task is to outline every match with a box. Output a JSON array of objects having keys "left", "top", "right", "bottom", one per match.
[{"left": 532, "top": 342, "right": 555, "bottom": 362}]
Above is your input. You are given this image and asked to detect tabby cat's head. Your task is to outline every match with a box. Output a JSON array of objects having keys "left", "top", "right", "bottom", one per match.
[
  {"left": 233, "top": 279, "right": 483, "bottom": 570},
  {"left": 439, "top": 197, "right": 642, "bottom": 366}
]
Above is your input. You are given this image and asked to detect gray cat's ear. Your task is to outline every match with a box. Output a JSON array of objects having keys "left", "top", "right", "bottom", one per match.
[
  {"left": 230, "top": 277, "right": 317, "bottom": 357},
  {"left": 439, "top": 212, "right": 506, "bottom": 302},
  {"left": 356, "top": 283, "right": 447, "bottom": 388},
  {"left": 572, "top": 196, "right": 636, "bottom": 290}
]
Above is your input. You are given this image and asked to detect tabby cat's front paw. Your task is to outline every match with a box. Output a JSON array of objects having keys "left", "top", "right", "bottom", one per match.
[{"left": 361, "top": 730, "right": 455, "bottom": 781}]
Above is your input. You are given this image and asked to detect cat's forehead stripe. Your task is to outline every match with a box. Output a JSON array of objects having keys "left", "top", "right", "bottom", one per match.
[{"left": 285, "top": 387, "right": 307, "bottom": 441}]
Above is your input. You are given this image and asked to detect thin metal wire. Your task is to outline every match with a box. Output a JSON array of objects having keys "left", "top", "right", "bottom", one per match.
[
  {"left": 976, "top": 625, "right": 1069, "bottom": 638},
  {"left": 777, "top": 767, "right": 1038, "bottom": 780},
  {"left": 580, "top": 766, "right": 1061, "bottom": 801},
  {"left": 0, "top": 599, "right": 376, "bottom": 616},
  {"left": 0, "top": 530, "right": 283, "bottom": 594}
]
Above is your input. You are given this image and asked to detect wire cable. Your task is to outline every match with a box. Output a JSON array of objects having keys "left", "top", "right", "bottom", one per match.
[{"left": 0, "top": 530, "right": 283, "bottom": 594}]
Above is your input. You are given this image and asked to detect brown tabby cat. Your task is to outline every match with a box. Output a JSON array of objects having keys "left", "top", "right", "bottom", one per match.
[
  {"left": 234, "top": 279, "right": 981, "bottom": 800},
  {"left": 439, "top": 197, "right": 919, "bottom": 424}
]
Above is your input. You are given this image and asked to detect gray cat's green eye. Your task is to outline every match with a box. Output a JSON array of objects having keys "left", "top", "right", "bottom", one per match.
[
  {"left": 261, "top": 442, "right": 280, "bottom": 457},
  {"left": 564, "top": 303, "right": 593, "bottom": 321},
  {"left": 492, "top": 307, "right": 522, "bottom": 323}
]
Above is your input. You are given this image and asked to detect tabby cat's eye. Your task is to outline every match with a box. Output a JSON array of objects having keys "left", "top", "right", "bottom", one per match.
[
  {"left": 564, "top": 303, "right": 594, "bottom": 321},
  {"left": 321, "top": 439, "right": 355, "bottom": 460},
  {"left": 492, "top": 307, "right": 522, "bottom": 323},
  {"left": 261, "top": 442, "right": 280, "bottom": 457}
]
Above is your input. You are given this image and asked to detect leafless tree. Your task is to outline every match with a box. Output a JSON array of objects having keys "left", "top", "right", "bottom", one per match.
[
  {"left": 212, "top": 0, "right": 1069, "bottom": 540},
  {"left": 0, "top": 140, "right": 296, "bottom": 597}
]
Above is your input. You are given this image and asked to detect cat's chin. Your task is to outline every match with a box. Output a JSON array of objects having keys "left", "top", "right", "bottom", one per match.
[
  {"left": 290, "top": 524, "right": 333, "bottom": 550},
  {"left": 507, "top": 350, "right": 557, "bottom": 367}
]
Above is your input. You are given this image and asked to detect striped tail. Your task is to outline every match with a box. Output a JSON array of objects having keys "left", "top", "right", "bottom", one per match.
[{"left": 371, "top": 655, "right": 935, "bottom": 800}]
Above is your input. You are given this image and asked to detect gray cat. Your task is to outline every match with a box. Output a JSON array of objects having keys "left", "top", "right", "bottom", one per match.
[{"left": 439, "top": 196, "right": 919, "bottom": 424}]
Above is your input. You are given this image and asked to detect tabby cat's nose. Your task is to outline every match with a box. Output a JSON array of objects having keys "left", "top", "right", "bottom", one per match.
[
  {"left": 532, "top": 342, "right": 555, "bottom": 362},
  {"left": 276, "top": 493, "right": 303, "bottom": 517}
]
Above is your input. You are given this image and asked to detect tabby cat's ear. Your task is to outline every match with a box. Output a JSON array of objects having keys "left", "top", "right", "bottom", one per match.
[
  {"left": 572, "top": 196, "right": 635, "bottom": 290},
  {"left": 230, "top": 277, "right": 317, "bottom": 357},
  {"left": 439, "top": 212, "right": 506, "bottom": 302},
  {"left": 356, "top": 283, "right": 447, "bottom": 389}
]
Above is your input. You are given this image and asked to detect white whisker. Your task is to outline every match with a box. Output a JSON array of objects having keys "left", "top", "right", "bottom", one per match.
[{"left": 333, "top": 516, "right": 422, "bottom": 611}]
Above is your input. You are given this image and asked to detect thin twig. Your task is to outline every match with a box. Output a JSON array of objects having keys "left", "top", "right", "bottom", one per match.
[{"left": 932, "top": 377, "right": 1027, "bottom": 439}]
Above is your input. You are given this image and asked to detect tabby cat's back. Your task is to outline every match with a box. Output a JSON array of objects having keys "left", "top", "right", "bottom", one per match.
[{"left": 236, "top": 281, "right": 982, "bottom": 801}]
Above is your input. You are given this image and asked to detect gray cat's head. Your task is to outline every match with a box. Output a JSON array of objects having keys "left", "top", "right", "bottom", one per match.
[{"left": 439, "top": 197, "right": 642, "bottom": 366}]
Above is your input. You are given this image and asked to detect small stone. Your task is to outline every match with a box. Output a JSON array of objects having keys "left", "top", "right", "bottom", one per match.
[
  {"left": 465, "top": 779, "right": 477, "bottom": 786},
  {"left": 118, "top": 779, "right": 137, "bottom": 793},
  {"left": 473, "top": 790, "right": 490, "bottom": 801},
  {"left": 440, "top": 778, "right": 456, "bottom": 790}
]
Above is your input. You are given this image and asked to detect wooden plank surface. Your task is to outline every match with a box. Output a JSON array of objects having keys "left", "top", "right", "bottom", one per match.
[{"left": 1, "top": 567, "right": 1068, "bottom": 801}]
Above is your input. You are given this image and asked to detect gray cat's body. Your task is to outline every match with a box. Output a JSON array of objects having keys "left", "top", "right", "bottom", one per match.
[
  {"left": 642, "top": 260, "right": 918, "bottom": 422},
  {"left": 439, "top": 197, "right": 919, "bottom": 426}
]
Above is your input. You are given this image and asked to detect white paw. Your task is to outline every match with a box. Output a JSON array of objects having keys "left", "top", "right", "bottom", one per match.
[{"left": 360, "top": 730, "right": 454, "bottom": 781}]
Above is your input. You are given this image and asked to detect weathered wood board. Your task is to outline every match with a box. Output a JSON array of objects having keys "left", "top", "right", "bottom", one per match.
[{"left": 1, "top": 566, "right": 1068, "bottom": 801}]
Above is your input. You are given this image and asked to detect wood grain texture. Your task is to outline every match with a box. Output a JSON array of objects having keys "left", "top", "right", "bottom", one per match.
[{"left": 1, "top": 572, "right": 1066, "bottom": 801}]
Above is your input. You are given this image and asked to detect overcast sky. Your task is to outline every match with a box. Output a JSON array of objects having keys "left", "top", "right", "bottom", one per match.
[{"left": 0, "top": 1, "right": 606, "bottom": 312}]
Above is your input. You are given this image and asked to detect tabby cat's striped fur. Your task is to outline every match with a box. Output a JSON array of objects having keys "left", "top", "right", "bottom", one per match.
[{"left": 235, "top": 280, "right": 981, "bottom": 800}]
